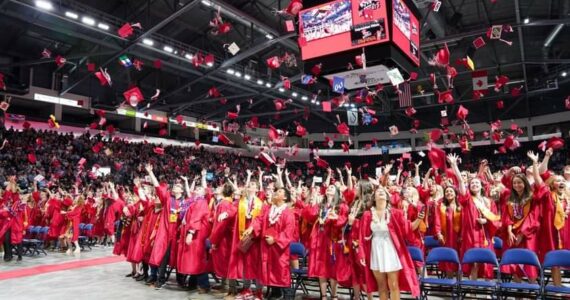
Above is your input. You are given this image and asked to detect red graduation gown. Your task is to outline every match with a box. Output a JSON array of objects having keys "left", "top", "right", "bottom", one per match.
[
  {"left": 358, "top": 209, "right": 420, "bottom": 297},
  {"left": 65, "top": 205, "right": 83, "bottom": 242},
  {"left": 103, "top": 197, "right": 125, "bottom": 235},
  {"left": 210, "top": 197, "right": 237, "bottom": 278},
  {"left": 113, "top": 204, "right": 136, "bottom": 256},
  {"left": 47, "top": 199, "right": 64, "bottom": 239},
  {"left": 177, "top": 198, "right": 212, "bottom": 275},
  {"left": 457, "top": 193, "right": 500, "bottom": 278},
  {"left": 535, "top": 183, "right": 565, "bottom": 261},
  {"left": 302, "top": 203, "right": 349, "bottom": 279},
  {"left": 434, "top": 201, "right": 462, "bottom": 273},
  {"left": 149, "top": 184, "right": 182, "bottom": 267},
  {"left": 251, "top": 205, "right": 295, "bottom": 287}
]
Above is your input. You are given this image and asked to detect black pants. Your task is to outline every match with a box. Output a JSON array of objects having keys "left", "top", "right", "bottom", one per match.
[
  {"left": 157, "top": 244, "right": 171, "bottom": 284},
  {"left": 3, "top": 229, "right": 12, "bottom": 261}
]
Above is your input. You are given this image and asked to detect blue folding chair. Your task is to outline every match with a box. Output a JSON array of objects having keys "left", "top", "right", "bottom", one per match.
[
  {"left": 459, "top": 248, "right": 500, "bottom": 299},
  {"left": 424, "top": 235, "right": 441, "bottom": 250},
  {"left": 408, "top": 246, "right": 424, "bottom": 265},
  {"left": 290, "top": 242, "right": 308, "bottom": 295},
  {"left": 498, "top": 248, "right": 542, "bottom": 300},
  {"left": 541, "top": 250, "right": 570, "bottom": 299},
  {"left": 420, "top": 247, "right": 460, "bottom": 300}
]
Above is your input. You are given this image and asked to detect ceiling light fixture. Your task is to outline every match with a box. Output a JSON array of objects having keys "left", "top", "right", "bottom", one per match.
[
  {"left": 163, "top": 46, "right": 174, "bottom": 53},
  {"left": 185, "top": 53, "right": 193, "bottom": 60},
  {"left": 226, "top": 69, "right": 235, "bottom": 75},
  {"left": 244, "top": 74, "right": 251, "bottom": 80},
  {"left": 301, "top": 96, "right": 308, "bottom": 101},
  {"left": 35, "top": 0, "right": 53, "bottom": 10},
  {"left": 523, "top": 18, "right": 530, "bottom": 24},
  {"left": 257, "top": 79, "right": 264, "bottom": 85},
  {"left": 97, "top": 23, "right": 110, "bottom": 30},
  {"left": 81, "top": 16, "right": 96, "bottom": 26},
  {"left": 235, "top": 71, "right": 242, "bottom": 78},
  {"left": 562, "top": 71, "right": 568, "bottom": 77},
  {"left": 65, "top": 11, "right": 78, "bottom": 19},
  {"left": 278, "top": 87, "right": 285, "bottom": 92},
  {"left": 265, "top": 82, "right": 272, "bottom": 88},
  {"left": 142, "top": 39, "right": 154, "bottom": 46},
  {"left": 292, "top": 92, "right": 298, "bottom": 97}
]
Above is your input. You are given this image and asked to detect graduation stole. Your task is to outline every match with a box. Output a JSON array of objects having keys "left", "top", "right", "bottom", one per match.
[
  {"left": 439, "top": 204, "right": 461, "bottom": 239},
  {"left": 473, "top": 196, "right": 500, "bottom": 222},
  {"left": 508, "top": 200, "right": 531, "bottom": 231},
  {"left": 551, "top": 192, "right": 566, "bottom": 249},
  {"left": 238, "top": 195, "right": 262, "bottom": 239}
]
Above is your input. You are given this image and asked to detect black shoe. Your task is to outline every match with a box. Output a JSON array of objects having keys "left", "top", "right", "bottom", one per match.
[
  {"left": 16, "top": 256, "right": 22, "bottom": 262},
  {"left": 136, "top": 274, "right": 148, "bottom": 282},
  {"left": 125, "top": 272, "right": 135, "bottom": 277},
  {"left": 154, "top": 282, "right": 165, "bottom": 290},
  {"left": 145, "top": 276, "right": 157, "bottom": 285},
  {"left": 4, "top": 257, "right": 13, "bottom": 262}
]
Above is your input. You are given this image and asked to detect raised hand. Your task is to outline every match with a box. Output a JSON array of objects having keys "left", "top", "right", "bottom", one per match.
[
  {"left": 527, "top": 151, "right": 539, "bottom": 163},
  {"left": 144, "top": 164, "right": 153, "bottom": 173},
  {"left": 446, "top": 153, "right": 459, "bottom": 165},
  {"left": 180, "top": 176, "right": 188, "bottom": 182},
  {"left": 246, "top": 169, "right": 253, "bottom": 176}
]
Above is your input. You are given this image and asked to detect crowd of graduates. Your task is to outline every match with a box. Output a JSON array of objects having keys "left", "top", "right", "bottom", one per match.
[{"left": 0, "top": 128, "right": 569, "bottom": 300}]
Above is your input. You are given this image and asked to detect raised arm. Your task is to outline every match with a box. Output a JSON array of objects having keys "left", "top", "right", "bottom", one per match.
[
  {"left": 325, "top": 168, "right": 333, "bottom": 187},
  {"left": 109, "top": 182, "right": 119, "bottom": 200},
  {"left": 275, "top": 167, "right": 284, "bottom": 189},
  {"left": 336, "top": 168, "right": 345, "bottom": 187},
  {"left": 414, "top": 161, "right": 423, "bottom": 187},
  {"left": 447, "top": 153, "right": 466, "bottom": 196},
  {"left": 527, "top": 151, "right": 542, "bottom": 186},
  {"left": 145, "top": 164, "right": 159, "bottom": 187},
  {"left": 200, "top": 169, "right": 207, "bottom": 189},
  {"left": 538, "top": 148, "right": 552, "bottom": 175},
  {"left": 345, "top": 166, "right": 353, "bottom": 190},
  {"left": 257, "top": 167, "right": 264, "bottom": 192},
  {"left": 422, "top": 168, "right": 433, "bottom": 190},
  {"left": 245, "top": 169, "right": 252, "bottom": 188},
  {"left": 181, "top": 176, "right": 192, "bottom": 198},
  {"left": 284, "top": 169, "right": 293, "bottom": 189}
]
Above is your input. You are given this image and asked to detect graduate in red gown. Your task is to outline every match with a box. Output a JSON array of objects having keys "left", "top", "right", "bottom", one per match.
[
  {"left": 176, "top": 174, "right": 212, "bottom": 292},
  {"left": 417, "top": 167, "right": 441, "bottom": 236},
  {"left": 498, "top": 171, "right": 541, "bottom": 282},
  {"left": 0, "top": 177, "right": 27, "bottom": 261},
  {"left": 61, "top": 195, "right": 85, "bottom": 255},
  {"left": 145, "top": 164, "right": 188, "bottom": 290},
  {"left": 209, "top": 184, "right": 236, "bottom": 290},
  {"left": 126, "top": 182, "right": 150, "bottom": 279},
  {"left": 302, "top": 184, "right": 349, "bottom": 300},
  {"left": 447, "top": 153, "right": 500, "bottom": 280},
  {"left": 226, "top": 173, "right": 264, "bottom": 300},
  {"left": 103, "top": 182, "right": 125, "bottom": 246},
  {"left": 528, "top": 151, "right": 566, "bottom": 286},
  {"left": 434, "top": 186, "right": 462, "bottom": 276},
  {"left": 245, "top": 187, "right": 295, "bottom": 299},
  {"left": 397, "top": 186, "right": 426, "bottom": 272},
  {"left": 359, "top": 186, "right": 420, "bottom": 299}
]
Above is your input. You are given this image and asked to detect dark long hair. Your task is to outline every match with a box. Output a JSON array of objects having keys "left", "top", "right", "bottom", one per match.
[
  {"left": 353, "top": 180, "right": 374, "bottom": 217},
  {"left": 508, "top": 174, "right": 532, "bottom": 204},
  {"left": 442, "top": 185, "right": 458, "bottom": 207}
]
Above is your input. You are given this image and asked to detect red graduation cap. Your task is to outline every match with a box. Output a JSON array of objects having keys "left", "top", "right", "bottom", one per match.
[
  {"left": 430, "top": 129, "right": 442, "bottom": 142},
  {"left": 133, "top": 59, "right": 144, "bottom": 71},
  {"left": 296, "top": 124, "right": 307, "bottom": 137},
  {"left": 158, "top": 128, "right": 168, "bottom": 136},
  {"left": 472, "top": 36, "right": 486, "bottom": 49},
  {"left": 92, "top": 142, "right": 104, "bottom": 153},
  {"left": 409, "top": 71, "right": 418, "bottom": 81},
  {"left": 405, "top": 107, "right": 416, "bottom": 117},
  {"left": 89, "top": 122, "right": 98, "bottom": 129},
  {"left": 55, "top": 55, "right": 66, "bottom": 68},
  {"left": 94, "top": 68, "right": 112, "bottom": 86},
  {"left": 281, "top": 77, "right": 291, "bottom": 90},
  {"left": 494, "top": 75, "right": 509, "bottom": 92},
  {"left": 258, "top": 152, "right": 275, "bottom": 166},
  {"left": 565, "top": 96, "right": 570, "bottom": 110},
  {"left": 430, "top": 43, "right": 450, "bottom": 67},
  {"left": 389, "top": 125, "right": 399, "bottom": 136},
  {"left": 428, "top": 145, "right": 447, "bottom": 170},
  {"left": 123, "top": 86, "right": 144, "bottom": 107},
  {"left": 336, "top": 123, "right": 350, "bottom": 136},
  {"left": 106, "top": 124, "right": 116, "bottom": 135},
  {"left": 48, "top": 115, "right": 59, "bottom": 129},
  {"left": 316, "top": 157, "right": 329, "bottom": 169},
  {"left": 546, "top": 136, "right": 565, "bottom": 150},
  {"left": 153, "top": 59, "right": 162, "bottom": 69},
  {"left": 218, "top": 134, "right": 231, "bottom": 145},
  {"left": 266, "top": 56, "right": 281, "bottom": 69},
  {"left": 496, "top": 100, "right": 504, "bottom": 109},
  {"left": 227, "top": 111, "right": 238, "bottom": 119},
  {"left": 268, "top": 125, "right": 279, "bottom": 141},
  {"left": 285, "top": 20, "right": 295, "bottom": 32},
  {"left": 510, "top": 85, "right": 523, "bottom": 97},
  {"left": 341, "top": 143, "right": 350, "bottom": 153},
  {"left": 194, "top": 140, "right": 201, "bottom": 147},
  {"left": 118, "top": 22, "right": 141, "bottom": 38},
  {"left": 114, "top": 162, "right": 123, "bottom": 171},
  {"left": 153, "top": 147, "right": 165, "bottom": 155},
  {"left": 22, "top": 121, "right": 31, "bottom": 130},
  {"left": 208, "top": 86, "right": 221, "bottom": 98},
  {"left": 285, "top": 0, "right": 303, "bottom": 15},
  {"left": 438, "top": 90, "right": 454, "bottom": 104},
  {"left": 456, "top": 105, "right": 469, "bottom": 121},
  {"left": 27, "top": 153, "right": 37, "bottom": 164},
  {"left": 87, "top": 63, "right": 96, "bottom": 72},
  {"left": 274, "top": 99, "right": 288, "bottom": 111},
  {"left": 413, "top": 119, "right": 421, "bottom": 128},
  {"left": 175, "top": 115, "right": 184, "bottom": 124},
  {"left": 204, "top": 54, "right": 215, "bottom": 66}
]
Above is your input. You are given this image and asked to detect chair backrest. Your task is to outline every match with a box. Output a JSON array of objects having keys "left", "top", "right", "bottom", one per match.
[
  {"left": 462, "top": 248, "right": 499, "bottom": 266},
  {"left": 290, "top": 242, "right": 306, "bottom": 257},
  {"left": 543, "top": 250, "right": 570, "bottom": 269},
  {"left": 41, "top": 226, "right": 49, "bottom": 234},
  {"left": 424, "top": 235, "right": 440, "bottom": 249},
  {"left": 32, "top": 226, "right": 42, "bottom": 234},
  {"left": 79, "top": 223, "right": 86, "bottom": 230},
  {"left": 407, "top": 246, "right": 424, "bottom": 263},
  {"left": 85, "top": 224, "right": 93, "bottom": 230},
  {"left": 500, "top": 248, "right": 541, "bottom": 268},
  {"left": 493, "top": 236, "right": 503, "bottom": 250},
  {"left": 425, "top": 247, "right": 460, "bottom": 265}
]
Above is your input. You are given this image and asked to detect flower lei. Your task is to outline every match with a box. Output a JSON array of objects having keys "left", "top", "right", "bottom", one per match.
[{"left": 269, "top": 203, "right": 288, "bottom": 225}]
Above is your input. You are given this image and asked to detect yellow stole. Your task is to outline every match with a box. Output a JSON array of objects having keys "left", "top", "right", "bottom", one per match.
[
  {"left": 551, "top": 192, "right": 565, "bottom": 231},
  {"left": 440, "top": 205, "right": 461, "bottom": 239},
  {"left": 238, "top": 195, "right": 262, "bottom": 239}
]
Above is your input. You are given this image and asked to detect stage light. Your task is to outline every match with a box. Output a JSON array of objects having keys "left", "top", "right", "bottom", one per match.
[
  {"left": 278, "top": 87, "right": 285, "bottom": 92},
  {"left": 35, "top": 0, "right": 53, "bottom": 10},
  {"left": 301, "top": 96, "right": 308, "bottom": 101},
  {"left": 350, "top": 103, "right": 355, "bottom": 108},
  {"left": 562, "top": 71, "right": 568, "bottom": 77},
  {"left": 310, "top": 99, "right": 316, "bottom": 104},
  {"left": 265, "top": 82, "right": 272, "bottom": 88},
  {"left": 235, "top": 72, "right": 242, "bottom": 78},
  {"left": 163, "top": 46, "right": 174, "bottom": 53},
  {"left": 142, "top": 39, "right": 154, "bottom": 46},
  {"left": 316, "top": 101, "right": 321, "bottom": 105},
  {"left": 292, "top": 92, "right": 298, "bottom": 97},
  {"left": 257, "top": 79, "right": 264, "bottom": 85},
  {"left": 81, "top": 16, "right": 96, "bottom": 26},
  {"left": 244, "top": 74, "right": 251, "bottom": 80},
  {"left": 226, "top": 69, "right": 235, "bottom": 75},
  {"left": 265, "top": 34, "right": 274, "bottom": 40},
  {"left": 523, "top": 18, "right": 530, "bottom": 24},
  {"left": 185, "top": 54, "right": 193, "bottom": 60},
  {"left": 65, "top": 11, "right": 78, "bottom": 19}
]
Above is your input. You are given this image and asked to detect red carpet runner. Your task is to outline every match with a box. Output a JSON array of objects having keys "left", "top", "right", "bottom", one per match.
[{"left": 0, "top": 256, "right": 125, "bottom": 281}]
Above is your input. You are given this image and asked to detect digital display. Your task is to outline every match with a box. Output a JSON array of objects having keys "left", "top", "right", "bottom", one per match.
[
  {"left": 299, "top": 0, "right": 390, "bottom": 60},
  {"left": 391, "top": 0, "right": 420, "bottom": 66}
]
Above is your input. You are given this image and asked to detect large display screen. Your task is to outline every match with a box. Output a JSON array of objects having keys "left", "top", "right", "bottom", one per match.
[
  {"left": 299, "top": 0, "right": 390, "bottom": 60},
  {"left": 391, "top": 0, "right": 420, "bottom": 66}
]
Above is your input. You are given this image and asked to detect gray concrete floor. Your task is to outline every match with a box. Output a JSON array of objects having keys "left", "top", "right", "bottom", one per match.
[{"left": 0, "top": 247, "right": 449, "bottom": 300}]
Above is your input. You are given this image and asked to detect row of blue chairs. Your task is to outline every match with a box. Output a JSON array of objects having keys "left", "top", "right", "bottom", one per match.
[{"left": 417, "top": 247, "right": 570, "bottom": 300}]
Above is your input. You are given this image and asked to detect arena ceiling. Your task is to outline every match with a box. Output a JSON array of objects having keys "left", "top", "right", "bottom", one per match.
[{"left": 0, "top": 0, "right": 569, "bottom": 135}]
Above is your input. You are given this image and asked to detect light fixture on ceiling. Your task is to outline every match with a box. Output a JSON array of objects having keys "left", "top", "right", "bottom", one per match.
[
  {"left": 65, "top": 11, "right": 78, "bottom": 19},
  {"left": 244, "top": 74, "right": 251, "bottom": 80},
  {"left": 292, "top": 92, "right": 298, "bottom": 97},
  {"left": 226, "top": 68, "right": 235, "bottom": 75},
  {"left": 278, "top": 87, "right": 285, "bottom": 92},
  {"left": 201, "top": 0, "right": 212, "bottom": 6},
  {"left": 142, "top": 39, "right": 154, "bottom": 46},
  {"left": 35, "top": 0, "right": 53, "bottom": 10},
  {"left": 235, "top": 71, "right": 242, "bottom": 78},
  {"left": 265, "top": 82, "right": 272, "bottom": 88},
  {"left": 301, "top": 96, "right": 308, "bottom": 101},
  {"left": 81, "top": 16, "right": 96, "bottom": 26},
  {"left": 257, "top": 79, "right": 264, "bottom": 85},
  {"left": 310, "top": 99, "right": 316, "bottom": 104},
  {"left": 185, "top": 53, "right": 193, "bottom": 60},
  {"left": 316, "top": 101, "right": 321, "bottom": 105},
  {"left": 523, "top": 18, "right": 530, "bottom": 24},
  {"left": 97, "top": 23, "right": 110, "bottom": 30},
  {"left": 562, "top": 71, "right": 568, "bottom": 77},
  {"left": 163, "top": 46, "right": 174, "bottom": 53},
  {"left": 265, "top": 34, "right": 274, "bottom": 40}
]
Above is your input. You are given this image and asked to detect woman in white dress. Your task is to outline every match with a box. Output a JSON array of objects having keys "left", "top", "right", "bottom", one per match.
[{"left": 359, "top": 187, "right": 420, "bottom": 300}]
